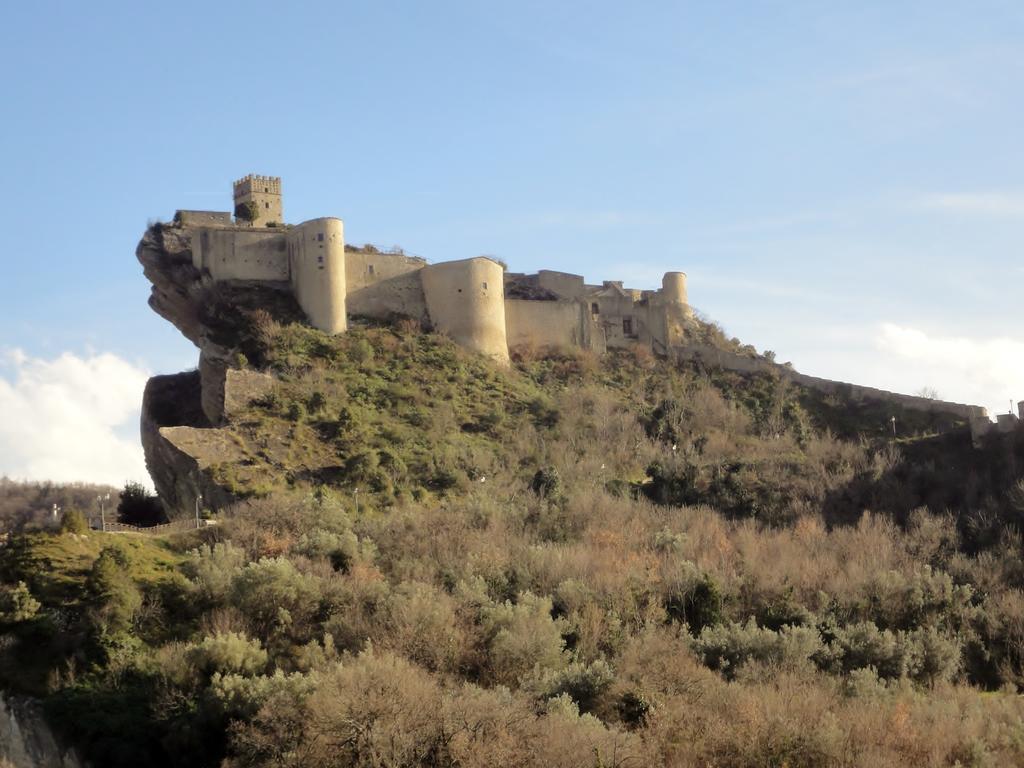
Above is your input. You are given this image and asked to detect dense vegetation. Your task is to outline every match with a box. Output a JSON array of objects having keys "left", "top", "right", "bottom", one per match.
[
  {"left": 1, "top": 322, "right": 1023, "bottom": 767},
  {"left": 0, "top": 478, "right": 118, "bottom": 532}
]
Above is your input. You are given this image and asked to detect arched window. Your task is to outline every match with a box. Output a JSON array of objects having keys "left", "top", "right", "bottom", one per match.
[{"left": 591, "top": 302, "right": 600, "bottom": 315}]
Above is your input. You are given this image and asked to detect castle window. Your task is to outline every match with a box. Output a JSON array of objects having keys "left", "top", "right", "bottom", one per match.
[
  {"left": 368, "top": 265, "right": 375, "bottom": 275},
  {"left": 264, "top": 187, "right": 268, "bottom": 193},
  {"left": 482, "top": 281, "right": 488, "bottom": 291},
  {"left": 317, "top": 233, "right": 324, "bottom": 242},
  {"left": 317, "top": 256, "right": 324, "bottom": 263},
  {"left": 591, "top": 302, "right": 599, "bottom": 315},
  {"left": 622, "top": 316, "right": 634, "bottom": 336}
]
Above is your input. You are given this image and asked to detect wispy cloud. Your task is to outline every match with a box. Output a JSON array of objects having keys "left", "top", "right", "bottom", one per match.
[
  {"left": 918, "top": 193, "right": 1024, "bottom": 217},
  {"left": 0, "top": 349, "right": 151, "bottom": 486}
]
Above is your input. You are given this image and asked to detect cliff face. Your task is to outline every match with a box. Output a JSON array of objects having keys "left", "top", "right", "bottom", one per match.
[
  {"left": 136, "top": 224, "right": 288, "bottom": 519},
  {"left": 0, "top": 696, "right": 82, "bottom": 768}
]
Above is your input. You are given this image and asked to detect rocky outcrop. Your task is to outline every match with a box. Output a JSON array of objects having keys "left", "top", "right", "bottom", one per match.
[
  {"left": 0, "top": 695, "right": 82, "bottom": 768},
  {"left": 138, "top": 224, "right": 296, "bottom": 517}
]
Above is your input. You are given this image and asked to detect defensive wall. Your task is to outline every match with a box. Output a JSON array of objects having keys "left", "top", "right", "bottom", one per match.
[
  {"left": 179, "top": 175, "right": 693, "bottom": 366},
  {"left": 670, "top": 344, "right": 990, "bottom": 429},
  {"left": 173, "top": 175, "right": 995, "bottom": 437}
]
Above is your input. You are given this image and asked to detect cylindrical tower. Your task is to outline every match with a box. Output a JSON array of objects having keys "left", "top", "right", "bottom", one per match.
[
  {"left": 287, "top": 218, "right": 346, "bottom": 334},
  {"left": 420, "top": 258, "right": 509, "bottom": 364},
  {"left": 662, "top": 271, "right": 689, "bottom": 304}
]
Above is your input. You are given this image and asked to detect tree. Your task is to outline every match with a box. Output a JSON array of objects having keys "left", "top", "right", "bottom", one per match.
[
  {"left": 117, "top": 482, "right": 164, "bottom": 527},
  {"left": 235, "top": 200, "right": 259, "bottom": 223},
  {"left": 60, "top": 506, "right": 89, "bottom": 534}
]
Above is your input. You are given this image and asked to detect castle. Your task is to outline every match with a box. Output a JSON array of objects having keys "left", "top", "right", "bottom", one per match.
[{"left": 175, "top": 175, "right": 695, "bottom": 364}]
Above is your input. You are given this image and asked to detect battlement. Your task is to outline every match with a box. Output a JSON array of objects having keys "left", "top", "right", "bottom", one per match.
[
  {"left": 233, "top": 174, "right": 282, "bottom": 194},
  {"left": 232, "top": 172, "right": 283, "bottom": 227}
]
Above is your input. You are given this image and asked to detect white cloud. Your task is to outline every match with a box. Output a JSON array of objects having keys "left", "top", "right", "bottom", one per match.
[
  {"left": 876, "top": 324, "right": 1024, "bottom": 416},
  {"left": 0, "top": 349, "right": 151, "bottom": 487},
  {"left": 919, "top": 193, "right": 1024, "bottom": 217}
]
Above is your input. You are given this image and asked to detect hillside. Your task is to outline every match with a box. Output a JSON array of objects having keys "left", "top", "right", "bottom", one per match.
[{"left": 1, "top": 302, "right": 1024, "bottom": 765}]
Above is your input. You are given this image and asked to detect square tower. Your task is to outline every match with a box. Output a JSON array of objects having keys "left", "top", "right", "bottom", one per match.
[{"left": 233, "top": 174, "right": 283, "bottom": 227}]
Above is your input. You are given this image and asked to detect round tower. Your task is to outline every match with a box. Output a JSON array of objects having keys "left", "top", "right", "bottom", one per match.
[
  {"left": 286, "top": 218, "right": 346, "bottom": 334},
  {"left": 420, "top": 257, "right": 509, "bottom": 365},
  {"left": 662, "top": 272, "right": 688, "bottom": 304}
]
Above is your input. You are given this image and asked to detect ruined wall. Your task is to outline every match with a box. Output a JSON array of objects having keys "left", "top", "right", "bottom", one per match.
[
  {"left": 192, "top": 228, "right": 288, "bottom": 282},
  {"left": 421, "top": 258, "right": 509, "bottom": 363},
  {"left": 287, "top": 218, "right": 346, "bottom": 334},
  {"left": 537, "top": 270, "right": 586, "bottom": 299},
  {"left": 176, "top": 210, "right": 232, "bottom": 227},
  {"left": 505, "top": 299, "right": 587, "bottom": 350},
  {"left": 592, "top": 294, "right": 652, "bottom": 349},
  {"left": 671, "top": 344, "right": 985, "bottom": 422},
  {"left": 345, "top": 250, "right": 428, "bottom": 319}
]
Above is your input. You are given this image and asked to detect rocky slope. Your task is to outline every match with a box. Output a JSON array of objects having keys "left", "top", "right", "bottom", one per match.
[{"left": 137, "top": 224, "right": 287, "bottom": 519}]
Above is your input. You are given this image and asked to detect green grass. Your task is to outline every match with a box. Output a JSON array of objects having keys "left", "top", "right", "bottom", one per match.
[{"left": 3, "top": 531, "right": 187, "bottom": 604}]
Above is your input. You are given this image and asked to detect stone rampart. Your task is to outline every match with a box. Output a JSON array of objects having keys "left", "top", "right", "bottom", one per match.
[
  {"left": 670, "top": 344, "right": 985, "bottom": 423},
  {"left": 505, "top": 298, "right": 589, "bottom": 350},
  {"left": 192, "top": 227, "right": 288, "bottom": 282},
  {"left": 345, "top": 250, "right": 428, "bottom": 320},
  {"left": 176, "top": 210, "right": 232, "bottom": 227},
  {"left": 287, "top": 218, "right": 346, "bottom": 334},
  {"left": 421, "top": 258, "right": 509, "bottom": 363}
]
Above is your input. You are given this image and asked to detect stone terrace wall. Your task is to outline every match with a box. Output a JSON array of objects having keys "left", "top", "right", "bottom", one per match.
[{"left": 671, "top": 344, "right": 985, "bottom": 422}]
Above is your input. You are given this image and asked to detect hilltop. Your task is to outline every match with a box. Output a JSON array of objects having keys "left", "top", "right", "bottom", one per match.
[{"left": 0, "top": 213, "right": 1021, "bottom": 767}]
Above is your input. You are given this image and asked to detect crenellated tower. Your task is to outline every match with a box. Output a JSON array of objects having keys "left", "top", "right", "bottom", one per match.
[{"left": 233, "top": 174, "right": 283, "bottom": 227}]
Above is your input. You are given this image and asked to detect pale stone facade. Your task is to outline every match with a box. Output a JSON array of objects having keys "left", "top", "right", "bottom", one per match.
[
  {"left": 233, "top": 174, "right": 283, "bottom": 227},
  {"left": 176, "top": 175, "right": 695, "bottom": 365},
  {"left": 173, "top": 176, "right": 998, "bottom": 441}
]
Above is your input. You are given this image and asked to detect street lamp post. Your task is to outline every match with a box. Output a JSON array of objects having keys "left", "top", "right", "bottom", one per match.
[
  {"left": 98, "top": 493, "right": 110, "bottom": 531},
  {"left": 195, "top": 494, "right": 202, "bottom": 529},
  {"left": 353, "top": 488, "right": 359, "bottom": 516}
]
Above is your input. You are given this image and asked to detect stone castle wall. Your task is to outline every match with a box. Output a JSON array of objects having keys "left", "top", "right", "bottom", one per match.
[
  {"left": 345, "top": 249, "right": 428, "bottom": 319},
  {"left": 505, "top": 299, "right": 590, "bottom": 350},
  {"left": 287, "top": 218, "right": 347, "bottom": 334},
  {"left": 171, "top": 176, "right": 989, "bottom": 434},
  {"left": 421, "top": 258, "right": 509, "bottom": 364}
]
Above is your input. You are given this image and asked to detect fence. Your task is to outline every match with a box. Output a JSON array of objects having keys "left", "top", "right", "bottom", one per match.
[{"left": 87, "top": 517, "right": 216, "bottom": 535}]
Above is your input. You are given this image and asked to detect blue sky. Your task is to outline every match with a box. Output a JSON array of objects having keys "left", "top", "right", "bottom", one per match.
[{"left": 1, "top": 1, "right": 1022, "bottom": 483}]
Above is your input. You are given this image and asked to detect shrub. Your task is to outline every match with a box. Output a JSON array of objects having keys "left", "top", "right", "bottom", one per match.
[
  {"left": 60, "top": 507, "right": 89, "bottom": 535},
  {"left": 0, "top": 581, "right": 40, "bottom": 623},
  {"left": 665, "top": 570, "right": 723, "bottom": 634},
  {"left": 694, "top": 620, "right": 824, "bottom": 679},
  {"left": 529, "top": 659, "right": 615, "bottom": 714},
  {"left": 829, "top": 621, "right": 914, "bottom": 680},
  {"left": 186, "top": 542, "right": 248, "bottom": 604},
  {"left": 482, "top": 592, "right": 569, "bottom": 686},
  {"left": 87, "top": 545, "right": 143, "bottom": 634},
  {"left": 187, "top": 632, "right": 268, "bottom": 677},
  {"left": 231, "top": 557, "right": 322, "bottom": 640}
]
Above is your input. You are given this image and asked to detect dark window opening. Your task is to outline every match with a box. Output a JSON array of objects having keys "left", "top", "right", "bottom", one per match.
[
  {"left": 317, "top": 233, "right": 324, "bottom": 242},
  {"left": 482, "top": 281, "right": 488, "bottom": 290},
  {"left": 368, "top": 265, "right": 375, "bottom": 275},
  {"left": 265, "top": 202, "right": 270, "bottom": 209},
  {"left": 623, "top": 316, "right": 634, "bottom": 336},
  {"left": 591, "top": 302, "right": 600, "bottom": 315},
  {"left": 264, "top": 187, "right": 269, "bottom": 193},
  {"left": 317, "top": 256, "right": 324, "bottom": 263}
]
